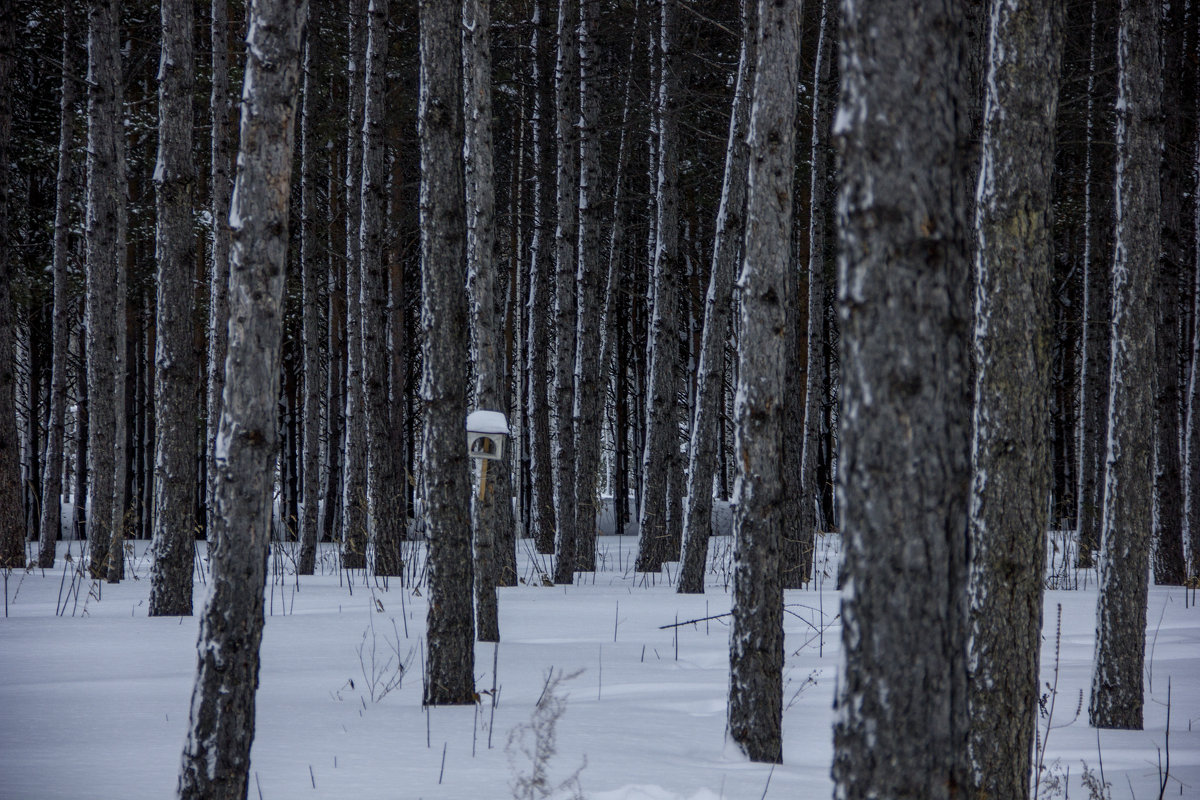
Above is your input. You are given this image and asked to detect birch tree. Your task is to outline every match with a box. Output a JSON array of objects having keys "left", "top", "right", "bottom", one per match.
[
  {"left": 1089, "top": 0, "right": 1161, "bottom": 731},
  {"left": 148, "top": 0, "right": 198, "bottom": 616},
  {"left": 967, "top": 0, "right": 1062, "bottom": 796},
  {"left": 37, "top": 2, "right": 78, "bottom": 569},
  {"left": 177, "top": 0, "right": 306, "bottom": 794},
  {"left": 361, "top": 0, "right": 403, "bottom": 576},
  {"left": 727, "top": 0, "right": 799, "bottom": 763},
  {"left": 678, "top": 0, "right": 754, "bottom": 595},
  {"left": 832, "top": 0, "right": 973, "bottom": 796},
  {"left": 420, "top": 0, "right": 476, "bottom": 705},
  {"left": 85, "top": 0, "right": 123, "bottom": 580}
]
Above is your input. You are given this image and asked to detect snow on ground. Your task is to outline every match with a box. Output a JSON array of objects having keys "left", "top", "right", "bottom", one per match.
[{"left": 0, "top": 533, "right": 1197, "bottom": 800}]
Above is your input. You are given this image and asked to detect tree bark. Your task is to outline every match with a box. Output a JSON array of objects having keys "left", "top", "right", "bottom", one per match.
[
  {"left": 832, "top": 1, "right": 973, "bottom": 797},
  {"left": 1089, "top": 0, "right": 1160, "bottom": 732},
  {"left": 37, "top": 2, "right": 78, "bottom": 569},
  {"left": 361, "top": 0, "right": 402, "bottom": 577},
  {"left": 0, "top": 6, "right": 22, "bottom": 570},
  {"left": 420, "top": 0, "right": 476, "bottom": 706},
  {"left": 727, "top": 0, "right": 800, "bottom": 764},
  {"left": 206, "top": 0, "right": 236, "bottom": 541},
  {"left": 967, "top": 1, "right": 1062, "bottom": 796},
  {"left": 526, "top": 0, "right": 556, "bottom": 558},
  {"left": 177, "top": 1, "right": 305, "bottom": 794},
  {"left": 84, "top": 0, "right": 122, "bottom": 579},
  {"left": 551, "top": 0, "right": 580, "bottom": 585},
  {"left": 678, "top": 0, "right": 754, "bottom": 595},
  {"left": 465, "top": 0, "right": 505, "bottom": 640},
  {"left": 149, "top": 0, "right": 198, "bottom": 616},
  {"left": 342, "top": 0, "right": 369, "bottom": 570},
  {"left": 635, "top": 0, "right": 680, "bottom": 575}
]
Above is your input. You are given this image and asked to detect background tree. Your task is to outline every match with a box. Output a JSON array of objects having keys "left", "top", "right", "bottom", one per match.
[
  {"left": 967, "top": 0, "right": 1062, "bottom": 796},
  {"left": 726, "top": 0, "right": 799, "bottom": 764},
  {"left": 177, "top": 0, "right": 306, "bottom": 794},
  {"left": 420, "top": 0, "right": 476, "bottom": 706},
  {"left": 832, "top": 1, "right": 973, "bottom": 797},
  {"left": 148, "top": 0, "right": 197, "bottom": 617},
  {"left": 0, "top": 6, "right": 23, "bottom": 570},
  {"left": 1089, "top": 0, "right": 1160, "bottom": 732}
]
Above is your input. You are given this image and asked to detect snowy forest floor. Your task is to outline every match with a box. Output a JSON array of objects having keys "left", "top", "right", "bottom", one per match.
[{"left": 1, "top": 533, "right": 1197, "bottom": 800}]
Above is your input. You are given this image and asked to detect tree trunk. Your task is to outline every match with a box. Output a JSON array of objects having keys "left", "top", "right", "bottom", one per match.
[
  {"left": 177, "top": 1, "right": 304, "bottom": 794},
  {"left": 526, "top": 0, "right": 556, "bottom": 558},
  {"left": 297, "top": 2, "right": 322, "bottom": 576},
  {"left": 37, "top": 2, "right": 78, "bottom": 568},
  {"left": 1153, "top": 0, "right": 1193, "bottom": 586},
  {"left": 85, "top": 0, "right": 122, "bottom": 580},
  {"left": 1076, "top": 0, "right": 1117, "bottom": 568},
  {"left": 465, "top": 0, "right": 504, "bottom": 640},
  {"left": 149, "top": 0, "right": 198, "bottom": 616},
  {"left": 678, "top": 0, "right": 754, "bottom": 595},
  {"left": 342, "top": 0, "right": 369, "bottom": 570},
  {"left": 361, "top": 0, "right": 402, "bottom": 577},
  {"left": 550, "top": 0, "right": 580, "bottom": 585},
  {"left": 206, "top": 0, "right": 236, "bottom": 541},
  {"left": 571, "top": 0, "right": 604, "bottom": 575},
  {"left": 1089, "top": 0, "right": 1160, "bottom": 732},
  {"left": 0, "top": 7, "right": 22, "bottom": 569},
  {"left": 635, "top": 0, "right": 680, "bottom": 575},
  {"left": 967, "top": 1, "right": 1062, "bottom": 796},
  {"left": 727, "top": 0, "right": 800, "bottom": 764},
  {"left": 832, "top": 0, "right": 973, "bottom": 797},
  {"left": 420, "top": 0, "right": 476, "bottom": 706}
]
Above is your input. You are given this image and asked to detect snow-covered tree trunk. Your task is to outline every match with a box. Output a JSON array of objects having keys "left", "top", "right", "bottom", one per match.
[
  {"left": 1153, "top": 0, "right": 1193, "bottom": 586},
  {"left": 678, "top": 0, "right": 754, "bottom": 595},
  {"left": 85, "top": 0, "right": 123, "bottom": 579},
  {"left": 571, "top": 0, "right": 603, "bottom": 575},
  {"left": 1089, "top": 0, "right": 1161, "bottom": 732},
  {"left": 1076, "top": 0, "right": 1116, "bottom": 568},
  {"left": 832, "top": 0, "right": 973, "bottom": 796},
  {"left": 297, "top": 3, "right": 322, "bottom": 576},
  {"left": 342, "top": 0, "right": 369, "bottom": 570},
  {"left": 206, "top": 0, "right": 235, "bottom": 539},
  {"left": 37, "top": 2, "right": 78, "bottom": 568},
  {"left": 526, "top": 0, "right": 556, "bottom": 557},
  {"left": 420, "top": 0, "right": 476, "bottom": 706},
  {"left": 177, "top": 1, "right": 305, "bottom": 793},
  {"left": 148, "top": 0, "right": 198, "bottom": 616},
  {"left": 465, "top": 0, "right": 504, "bottom": 640},
  {"left": 967, "top": 1, "right": 1062, "bottom": 796},
  {"left": 0, "top": 8, "right": 22, "bottom": 569},
  {"left": 635, "top": 0, "right": 681, "bottom": 575},
  {"left": 727, "top": 0, "right": 800, "bottom": 765},
  {"left": 361, "top": 0, "right": 401, "bottom": 577},
  {"left": 550, "top": 0, "right": 579, "bottom": 585}
]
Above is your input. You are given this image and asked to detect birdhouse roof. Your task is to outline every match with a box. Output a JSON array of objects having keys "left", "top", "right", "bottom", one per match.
[{"left": 466, "top": 410, "right": 509, "bottom": 435}]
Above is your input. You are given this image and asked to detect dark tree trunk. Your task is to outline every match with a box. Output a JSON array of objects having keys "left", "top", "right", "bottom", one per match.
[
  {"left": 678, "top": 0, "right": 754, "bottom": 595},
  {"left": 177, "top": 1, "right": 305, "bottom": 794},
  {"left": 37, "top": 1, "right": 77, "bottom": 568},
  {"left": 149, "top": 0, "right": 198, "bottom": 616},
  {"left": 832, "top": 1, "right": 973, "bottom": 797},
  {"left": 0, "top": 7, "right": 22, "bottom": 569},
  {"left": 966, "top": 1, "right": 1062, "bottom": 797},
  {"left": 85, "top": 0, "right": 123, "bottom": 579},
  {"left": 727, "top": 0, "right": 800, "bottom": 764},
  {"left": 1089, "top": 0, "right": 1161, "bottom": 732},
  {"left": 419, "top": 0, "right": 476, "bottom": 706}
]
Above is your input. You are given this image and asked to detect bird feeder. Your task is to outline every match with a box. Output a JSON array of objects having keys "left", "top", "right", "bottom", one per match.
[{"left": 466, "top": 410, "right": 509, "bottom": 461}]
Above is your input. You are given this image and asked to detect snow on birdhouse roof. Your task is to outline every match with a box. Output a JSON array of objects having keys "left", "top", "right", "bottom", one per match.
[{"left": 466, "top": 410, "right": 509, "bottom": 435}]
